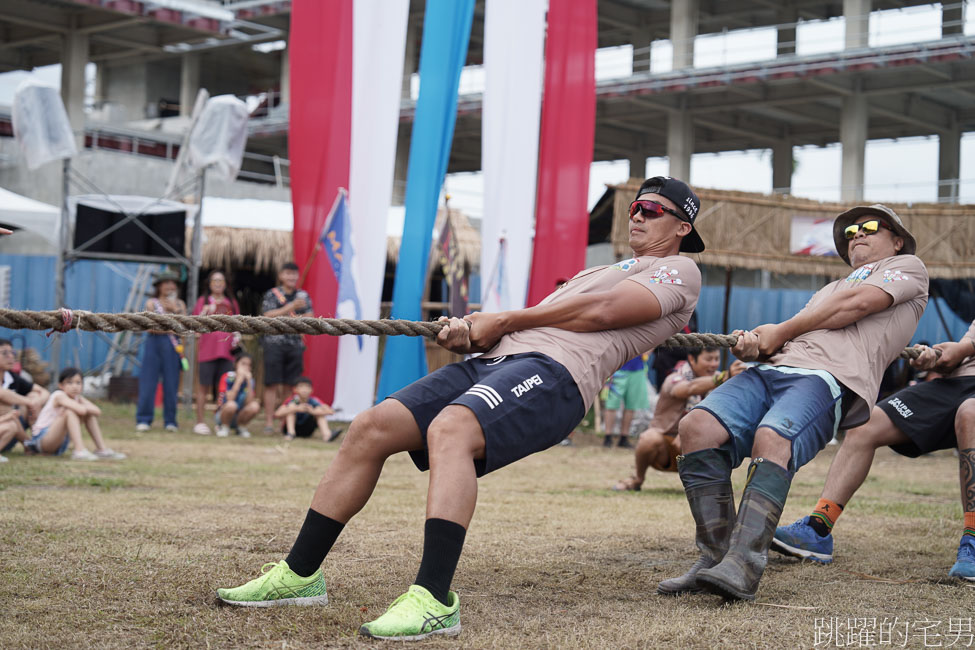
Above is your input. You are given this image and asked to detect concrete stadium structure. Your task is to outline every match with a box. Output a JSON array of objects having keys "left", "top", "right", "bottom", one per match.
[{"left": 0, "top": 0, "right": 972, "bottom": 203}]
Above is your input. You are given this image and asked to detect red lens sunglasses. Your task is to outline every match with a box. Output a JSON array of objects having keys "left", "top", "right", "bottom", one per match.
[{"left": 628, "top": 200, "right": 684, "bottom": 221}]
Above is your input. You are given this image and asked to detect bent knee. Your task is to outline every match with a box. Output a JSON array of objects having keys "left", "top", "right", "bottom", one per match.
[
  {"left": 427, "top": 407, "right": 484, "bottom": 458},
  {"left": 956, "top": 399, "right": 975, "bottom": 431}
]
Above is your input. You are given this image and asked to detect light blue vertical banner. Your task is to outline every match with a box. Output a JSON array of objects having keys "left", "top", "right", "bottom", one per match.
[{"left": 376, "top": 0, "right": 475, "bottom": 401}]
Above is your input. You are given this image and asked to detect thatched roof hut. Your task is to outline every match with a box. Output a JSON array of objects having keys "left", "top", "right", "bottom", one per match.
[
  {"left": 604, "top": 181, "right": 975, "bottom": 279},
  {"left": 193, "top": 205, "right": 482, "bottom": 274}
]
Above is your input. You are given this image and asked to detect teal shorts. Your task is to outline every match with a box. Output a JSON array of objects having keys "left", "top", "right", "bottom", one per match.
[{"left": 605, "top": 369, "right": 650, "bottom": 411}]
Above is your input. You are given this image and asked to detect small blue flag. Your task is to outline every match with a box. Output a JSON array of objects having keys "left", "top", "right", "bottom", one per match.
[{"left": 321, "top": 190, "right": 363, "bottom": 350}]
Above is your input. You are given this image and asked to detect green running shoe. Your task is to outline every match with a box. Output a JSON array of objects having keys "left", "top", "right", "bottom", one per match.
[
  {"left": 216, "top": 560, "right": 328, "bottom": 607},
  {"left": 359, "top": 585, "right": 461, "bottom": 641}
]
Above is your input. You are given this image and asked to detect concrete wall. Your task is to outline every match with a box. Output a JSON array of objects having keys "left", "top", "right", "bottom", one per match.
[{"left": 0, "top": 141, "right": 290, "bottom": 206}]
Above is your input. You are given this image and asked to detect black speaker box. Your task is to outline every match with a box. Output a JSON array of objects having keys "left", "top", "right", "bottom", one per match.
[
  {"left": 73, "top": 203, "right": 186, "bottom": 259},
  {"left": 149, "top": 210, "right": 186, "bottom": 257}
]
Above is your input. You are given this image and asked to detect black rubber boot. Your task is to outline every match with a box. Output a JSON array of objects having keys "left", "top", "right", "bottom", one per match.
[
  {"left": 657, "top": 448, "right": 736, "bottom": 596},
  {"left": 696, "top": 458, "right": 793, "bottom": 601}
]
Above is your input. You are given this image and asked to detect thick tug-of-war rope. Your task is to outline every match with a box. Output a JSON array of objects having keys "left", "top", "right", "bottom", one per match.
[{"left": 0, "top": 308, "right": 933, "bottom": 360}]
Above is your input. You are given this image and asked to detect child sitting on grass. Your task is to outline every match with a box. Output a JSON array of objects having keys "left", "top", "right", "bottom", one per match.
[
  {"left": 274, "top": 376, "right": 340, "bottom": 442},
  {"left": 215, "top": 353, "right": 261, "bottom": 438},
  {"left": 25, "top": 368, "right": 126, "bottom": 461}
]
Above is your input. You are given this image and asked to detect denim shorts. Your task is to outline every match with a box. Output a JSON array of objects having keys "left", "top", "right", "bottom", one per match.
[
  {"left": 691, "top": 364, "right": 844, "bottom": 472},
  {"left": 25, "top": 425, "right": 70, "bottom": 456}
]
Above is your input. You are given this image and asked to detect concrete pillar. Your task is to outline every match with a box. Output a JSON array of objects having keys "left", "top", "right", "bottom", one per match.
[
  {"left": 938, "top": 123, "right": 961, "bottom": 202},
  {"left": 670, "top": 0, "right": 699, "bottom": 70},
  {"left": 772, "top": 141, "right": 793, "bottom": 194},
  {"left": 179, "top": 53, "right": 200, "bottom": 117},
  {"left": 402, "top": 17, "right": 419, "bottom": 100},
  {"left": 632, "top": 27, "right": 651, "bottom": 75},
  {"left": 777, "top": 9, "right": 797, "bottom": 57},
  {"left": 60, "top": 26, "right": 88, "bottom": 145},
  {"left": 629, "top": 153, "right": 646, "bottom": 180},
  {"left": 94, "top": 62, "right": 107, "bottom": 108},
  {"left": 844, "top": 0, "right": 870, "bottom": 49},
  {"left": 667, "top": 111, "right": 693, "bottom": 181},
  {"left": 943, "top": 2, "right": 966, "bottom": 38},
  {"left": 392, "top": 124, "right": 410, "bottom": 205},
  {"left": 280, "top": 47, "right": 290, "bottom": 106},
  {"left": 840, "top": 91, "right": 867, "bottom": 202}
]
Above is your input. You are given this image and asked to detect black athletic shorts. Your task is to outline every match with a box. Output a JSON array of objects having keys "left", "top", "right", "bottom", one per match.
[
  {"left": 390, "top": 352, "right": 585, "bottom": 477},
  {"left": 282, "top": 414, "right": 318, "bottom": 438},
  {"left": 263, "top": 345, "right": 304, "bottom": 386},
  {"left": 199, "top": 358, "right": 234, "bottom": 393},
  {"left": 879, "top": 375, "right": 975, "bottom": 457}
]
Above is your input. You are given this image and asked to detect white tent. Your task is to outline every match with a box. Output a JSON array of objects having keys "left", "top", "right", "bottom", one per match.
[{"left": 0, "top": 186, "right": 60, "bottom": 254}]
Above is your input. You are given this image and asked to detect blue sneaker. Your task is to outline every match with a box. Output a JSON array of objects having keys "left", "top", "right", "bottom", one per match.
[
  {"left": 948, "top": 536, "right": 975, "bottom": 581},
  {"left": 770, "top": 516, "right": 834, "bottom": 564}
]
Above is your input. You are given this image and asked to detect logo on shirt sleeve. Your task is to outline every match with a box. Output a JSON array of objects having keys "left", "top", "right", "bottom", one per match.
[
  {"left": 844, "top": 263, "right": 875, "bottom": 284},
  {"left": 611, "top": 258, "right": 638, "bottom": 271},
  {"left": 882, "top": 269, "right": 909, "bottom": 283},
  {"left": 648, "top": 266, "right": 682, "bottom": 285}
]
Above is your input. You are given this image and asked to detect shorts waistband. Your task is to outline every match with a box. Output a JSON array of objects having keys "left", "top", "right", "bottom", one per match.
[{"left": 756, "top": 364, "right": 843, "bottom": 400}]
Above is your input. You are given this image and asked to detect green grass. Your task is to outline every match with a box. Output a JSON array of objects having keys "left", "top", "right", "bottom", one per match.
[{"left": 1, "top": 403, "right": 973, "bottom": 648}]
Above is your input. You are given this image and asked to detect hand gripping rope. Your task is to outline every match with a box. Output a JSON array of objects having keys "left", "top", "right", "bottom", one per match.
[{"left": 0, "top": 308, "right": 936, "bottom": 361}]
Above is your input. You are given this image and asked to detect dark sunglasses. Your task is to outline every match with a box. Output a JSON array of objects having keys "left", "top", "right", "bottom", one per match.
[
  {"left": 628, "top": 200, "right": 684, "bottom": 221},
  {"left": 844, "top": 219, "right": 894, "bottom": 240}
]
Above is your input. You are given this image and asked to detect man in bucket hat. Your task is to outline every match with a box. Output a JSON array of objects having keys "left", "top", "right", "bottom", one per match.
[
  {"left": 772, "top": 216, "right": 975, "bottom": 582},
  {"left": 216, "top": 177, "right": 705, "bottom": 640},
  {"left": 659, "top": 204, "right": 929, "bottom": 601}
]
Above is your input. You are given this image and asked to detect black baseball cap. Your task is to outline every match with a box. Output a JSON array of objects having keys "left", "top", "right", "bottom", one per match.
[{"left": 635, "top": 176, "right": 705, "bottom": 253}]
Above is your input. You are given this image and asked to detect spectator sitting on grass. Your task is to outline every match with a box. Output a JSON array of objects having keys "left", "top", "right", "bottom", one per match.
[
  {"left": 25, "top": 368, "right": 126, "bottom": 461},
  {"left": 0, "top": 411, "right": 26, "bottom": 462},
  {"left": 0, "top": 338, "right": 50, "bottom": 456},
  {"left": 215, "top": 354, "right": 261, "bottom": 439},
  {"left": 274, "top": 377, "right": 340, "bottom": 442}
]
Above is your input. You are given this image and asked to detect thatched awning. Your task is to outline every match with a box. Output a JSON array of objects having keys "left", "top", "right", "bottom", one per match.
[
  {"left": 386, "top": 207, "right": 481, "bottom": 271},
  {"left": 193, "top": 206, "right": 481, "bottom": 275},
  {"left": 192, "top": 226, "right": 294, "bottom": 274},
  {"left": 608, "top": 182, "right": 975, "bottom": 279}
]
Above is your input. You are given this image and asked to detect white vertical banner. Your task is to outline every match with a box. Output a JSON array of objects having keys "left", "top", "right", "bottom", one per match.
[
  {"left": 481, "top": 0, "right": 547, "bottom": 313},
  {"left": 333, "top": 0, "right": 409, "bottom": 418}
]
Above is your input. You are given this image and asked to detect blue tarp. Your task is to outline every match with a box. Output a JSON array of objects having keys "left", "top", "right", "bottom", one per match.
[{"left": 0, "top": 254, "right": 145, "bottom": 373}]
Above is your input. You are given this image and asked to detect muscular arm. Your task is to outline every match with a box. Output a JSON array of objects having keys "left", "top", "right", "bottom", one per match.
[
  {"left": 753, "top": 285, "right": 894, "bottom": 357},
  {"left": 465, "top": 281, "right": 664, "bottom": 351}
]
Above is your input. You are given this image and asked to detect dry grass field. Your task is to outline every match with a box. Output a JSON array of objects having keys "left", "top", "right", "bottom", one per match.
[{"left": 1, "top": 402, "right": 973, "bottom": 649}]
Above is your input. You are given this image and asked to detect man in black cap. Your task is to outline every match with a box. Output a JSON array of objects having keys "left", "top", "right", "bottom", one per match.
[
  {"left": 216, "top": 177, "right": 705, "bottom": 640},
  {"left": 659, "top": 203, "right": 928, "bottom": 601}
]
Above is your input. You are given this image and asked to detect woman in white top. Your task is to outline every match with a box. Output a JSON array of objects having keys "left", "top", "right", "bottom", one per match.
[{"left": 27, "top": 368, "right": 125, "bottom": 461}]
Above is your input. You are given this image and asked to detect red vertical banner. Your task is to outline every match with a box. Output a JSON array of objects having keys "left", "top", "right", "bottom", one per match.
[
  {"left": 525, "top": 0, "right": 597, "bottom": 306},
  {"left": 289, "top": 0, "right": 353, "bottom": 402}
]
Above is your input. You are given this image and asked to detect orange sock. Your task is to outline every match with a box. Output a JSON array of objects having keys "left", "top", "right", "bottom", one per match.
[
  {"left": 964, "top": 512, "right": 975, "bottom": 538},
  {"left": 810, "top": 498, "right": 844, "bottom": 531}
]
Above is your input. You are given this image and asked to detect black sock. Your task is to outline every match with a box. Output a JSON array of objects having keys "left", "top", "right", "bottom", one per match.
[
  {"left": 284, "top": 509, "right": 345, "bottom": 578},
  {"left": 808, "top": 516, "right": 832, "bottom": 537},
  {"left": 414, "top": 518, "right": 467, "bottom": 607}
]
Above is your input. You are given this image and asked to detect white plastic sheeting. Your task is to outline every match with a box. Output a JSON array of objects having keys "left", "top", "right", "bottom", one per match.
[
  {"left": 187, "top": 95, "right": 249, "bottom": 180},
  {"left": 11, "top": 81, "right": 77, "bottom": 170}
]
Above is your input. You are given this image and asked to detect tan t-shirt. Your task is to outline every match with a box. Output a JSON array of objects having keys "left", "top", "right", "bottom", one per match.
[
  {"left": 487, "top": 255, "right": 701, "bottom": 410},
  {"left": 770, "top": 254, "right": 928, "bottom": 428},
  {"left": 648, "top": 361, "right": 703, "bottom": 436},
  {"left": 948, "top": 320, "right": 975, "bottom": 379}
]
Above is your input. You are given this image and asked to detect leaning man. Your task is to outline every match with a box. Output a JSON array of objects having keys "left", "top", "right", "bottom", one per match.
[
  {"left": 216, "top": 177, "right": 704, "bottom": 640},
  {"left": 659, "top": 204, "right": 928, "bottom": 601}
]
